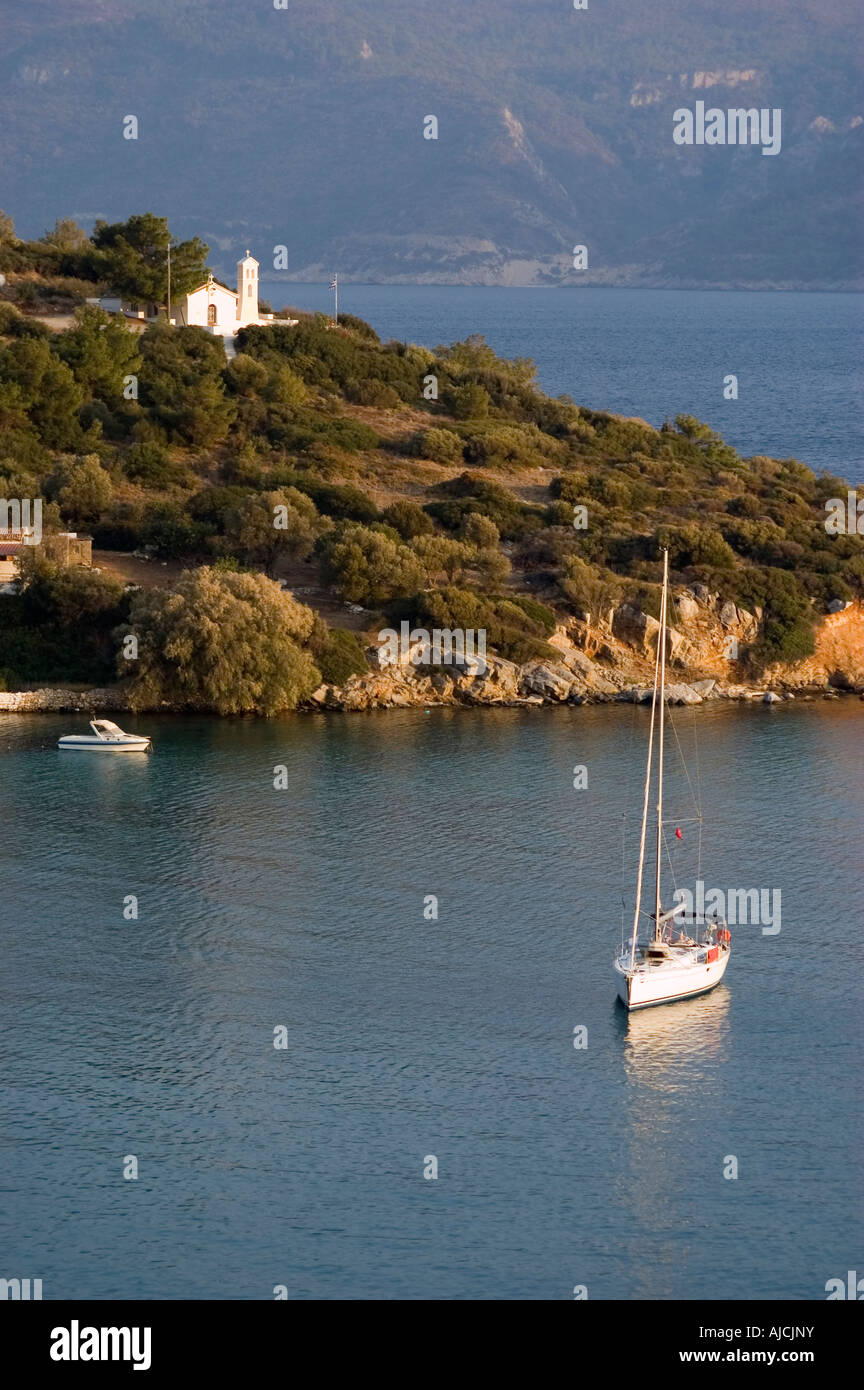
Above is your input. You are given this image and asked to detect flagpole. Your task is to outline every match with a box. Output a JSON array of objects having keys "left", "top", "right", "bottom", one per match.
[{"left": 334, "top": 274, "right": 338, "bottom": 326}]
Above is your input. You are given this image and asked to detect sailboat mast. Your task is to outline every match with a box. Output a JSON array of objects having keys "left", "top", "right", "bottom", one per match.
[
  {"left": 653, "top": 549, "right": 669, "bottom": 941},
  {"left": 628, "top": 567, "right": 664, "bottom": 970}
]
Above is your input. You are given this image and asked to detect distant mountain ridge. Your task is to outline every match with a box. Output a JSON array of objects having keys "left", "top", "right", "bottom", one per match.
[{"left": 1, "top": 0, "right": 861, "bottom": 287}]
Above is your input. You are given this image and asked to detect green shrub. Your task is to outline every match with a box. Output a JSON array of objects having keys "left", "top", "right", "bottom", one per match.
[
  {"left": 550, "top": 472, "right": 589, "bottom": 502},
  {"left": 123, "top": 568, "right": 321, "bottom": 714},
  {"left": 123, "top": 442, "right": 189, "bottom": 487},
  {"left": 558, "top": 557, "right": 623, "bottom": 617},
  {"left": 495, "top": 632, "right": 557, "bottom": 664},
  {"left": 317, "top": 416, "right": 380, "bottom": 452},
  {"left": 504, "top": 595, "right": 559, "bottom": 636},
  {"left": 429, "top": 473, "right": 543, "bottom": 539},
  {"left": 460, "top": 512, "right": 500, "bottom": 549},
  {"left": 397, "top": 586, "right": 557, "bottom": 665},
  {"left": 736, "top": 568, "right": 816, "bottom": 669},
  {"left": 656, "top": 523, "right": 736, "bottom": 570},
  {"left": 0, "top": 302, "right": 24, "bottom": 334},
  {"left": 141, "top": 502, "right": 210, "bottom": 558},
  {"left": 545, "top": 500, "right": 574, "bottom": 527},
  {"left": 0, "top": 554, "right": 126, "bottom": 684},
  {"left": 337, "top": 314, "right": 380, "bottom": 342},
  {"left": 588, "top": 472, "right": 632, "bottom": 509},
  {"left": 314, "top": 627, "right": 369, "bottom": 684},
  {"left": 298, "top": 480, "right": 380, "bottom": 524},
  {"left": 345, "top": 378, "right": 400, "bottom": 408},
  {"left": 462, "top": 423, "right": 552, "bottom": 471},
  {"left": 441, "top": 382, "right": 490, "bottom": 420},
  {"left": 91, "top": 519, "right": 143, "bottom": 550},
  {"left": 383, "top": 500, "right": 434, "bottom": 540},
  {"left": 318, "top": 522, "right": 425, "bottom": 606},
  {"left": 52, "top": 453, "right": 114, "bottom": 524},
  {"left": 411, "top": 427, "right": 463, "bottom": 464}
]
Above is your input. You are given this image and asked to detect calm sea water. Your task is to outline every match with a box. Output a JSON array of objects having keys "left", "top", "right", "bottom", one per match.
[
  {"left": 260, "top": 283, "right": 864, "bottom": 483},
  {"left": 1, "top": 702, "right": 861, "bottom": 1300}
]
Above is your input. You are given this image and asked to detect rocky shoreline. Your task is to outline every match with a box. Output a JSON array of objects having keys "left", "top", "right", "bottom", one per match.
[
  {"left": 306, "top": 591, "right": 864, "bottom": 712},
  {"left": 2, "top": 593, "right": 862, "bottom": 717},
  {"left": 306, "top": 666, "right": 855, "bottom": 714},
  {"left": 1, "top": 586, "right": 861, "bottom": 717},
  {"left": 0, "top": 673, "right": 857, "bottom": 717}
]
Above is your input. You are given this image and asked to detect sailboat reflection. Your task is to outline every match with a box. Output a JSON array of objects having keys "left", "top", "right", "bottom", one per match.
[
  {"left": 616, "top": 983, "right": 732, "bottom": 1093},
  {"left": 611, "top": 986, "right": 733, "bottom": 1295}
]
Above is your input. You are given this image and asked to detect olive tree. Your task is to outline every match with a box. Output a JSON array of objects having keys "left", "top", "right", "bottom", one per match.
[
  {"left": 318, "top": 523, "right": 425, "bottom": 606},
  {"left": 223, "top": 488, "right": 326, "bottom": 574},
  {"left": 122, "top": 567, "right": 321, "bottom": 714}
]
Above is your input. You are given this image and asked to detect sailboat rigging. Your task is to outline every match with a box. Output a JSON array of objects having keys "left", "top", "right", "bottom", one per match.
[{"left": 614, "top": 549, "right": 732, "bottom": 1009}]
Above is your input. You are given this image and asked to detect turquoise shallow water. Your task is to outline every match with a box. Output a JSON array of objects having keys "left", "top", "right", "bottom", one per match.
[
  {"left": 1, "top": 701, "right": 861, "bottom": 1299},
  {"left": 259, "top": 283, "right": 864, "bottom": 482}
]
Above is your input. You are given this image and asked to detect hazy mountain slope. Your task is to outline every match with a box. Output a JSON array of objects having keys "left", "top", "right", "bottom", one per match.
[{"left": 0, "top": 0, "right": 860, "bottom": 286}]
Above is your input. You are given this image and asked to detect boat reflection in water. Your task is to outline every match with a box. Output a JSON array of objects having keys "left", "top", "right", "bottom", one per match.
[
  {"left": 616, "top": 982, "right": 732, "bottom": 1092},
  {"left": 613, "top": 985, "right": 733, "bottom": 1297}
]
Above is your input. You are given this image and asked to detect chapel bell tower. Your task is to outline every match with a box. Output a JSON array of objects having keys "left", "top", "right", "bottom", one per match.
[{"left": 237, "top": 251, "right": 259, "bottom": 326}]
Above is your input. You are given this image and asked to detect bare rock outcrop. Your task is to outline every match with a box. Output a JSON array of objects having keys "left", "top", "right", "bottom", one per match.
[
  {"left": 764, "top": 599, "right": 864, "bottom": 691},
  {"left": 612, "top": 604, "right": 660, "bottom": 654},
  {"left": 520, "top": 661, "right": 575, "bottom": 701}
]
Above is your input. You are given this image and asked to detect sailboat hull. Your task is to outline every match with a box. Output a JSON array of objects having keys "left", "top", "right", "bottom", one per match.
[{"left": 615, "top": 946, "right": 730, "bottom": 1010}]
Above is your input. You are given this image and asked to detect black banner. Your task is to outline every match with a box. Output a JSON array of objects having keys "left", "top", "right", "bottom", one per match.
[{"left": 4, "top": 1299, "right": 858, "bottom": 1375}]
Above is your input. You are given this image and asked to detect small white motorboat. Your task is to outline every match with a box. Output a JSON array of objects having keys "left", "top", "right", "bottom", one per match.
[{"left": 58, "top": 719, "right": 152, "bottom": 752}]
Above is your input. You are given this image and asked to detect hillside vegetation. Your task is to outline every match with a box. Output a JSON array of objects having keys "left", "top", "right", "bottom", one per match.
[{"left": 0, "top": 215, "right": 860, "bottom": 710}]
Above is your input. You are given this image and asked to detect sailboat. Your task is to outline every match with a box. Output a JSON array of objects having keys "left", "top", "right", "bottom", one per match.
[{"left": 614, "top": 549, "right": 731, "bottom": 1010}]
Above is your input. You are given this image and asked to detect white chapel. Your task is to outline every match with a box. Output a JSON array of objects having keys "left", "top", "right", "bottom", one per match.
[
  {"left": 96, "top": 251, "right": 295, "bottom": 337},
  {"left": 177, "top": 252, "right": 277, "bottom": 335}
]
